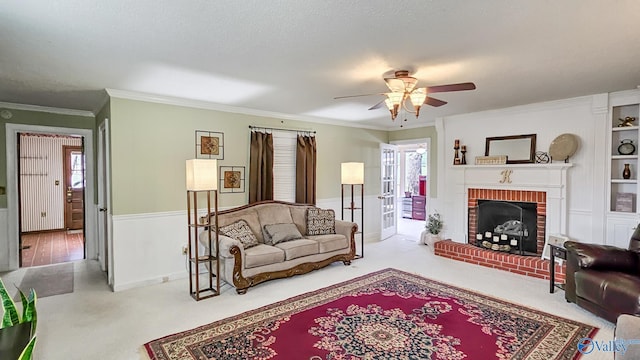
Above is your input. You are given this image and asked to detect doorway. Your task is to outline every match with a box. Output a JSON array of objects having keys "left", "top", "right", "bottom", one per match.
[
  {"left": 396, "top": 140, "right": 430, "bottom": 238},
  {"left": 17, "top": 133, "right": 85, "bottom": 267},
  {"left": 4, "top": 124, "right": 96, "bottom": 272}
]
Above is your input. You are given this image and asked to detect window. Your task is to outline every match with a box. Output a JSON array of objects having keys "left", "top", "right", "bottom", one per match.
[
  {"left": 272, "top": 131, "right": 296, "bottom": 202},
  {"left": 70, "top": 150, "right": 85, "bottom": 189}
]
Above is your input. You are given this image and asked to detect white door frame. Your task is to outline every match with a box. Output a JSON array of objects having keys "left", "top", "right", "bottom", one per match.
[
  {"left": 3, "top": 124, "right": 96, "bottom": 271},
  {"left": 97, "top": 118, "right": 114, "bottom": 286},
  {"left": 391, "top": 138, "right": 431, "bottom": 216},
  {"left": 379, "top": 143, "right": 399, "bottom": 240}
]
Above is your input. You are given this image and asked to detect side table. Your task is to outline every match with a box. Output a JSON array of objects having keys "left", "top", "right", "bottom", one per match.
[{"left": 549, "top": 244, "right": 567, "bottom": 293}]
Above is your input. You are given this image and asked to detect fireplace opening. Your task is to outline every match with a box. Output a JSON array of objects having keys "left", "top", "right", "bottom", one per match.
[{"left": 474, "top": 200, "right": 538, "bottom": 255}]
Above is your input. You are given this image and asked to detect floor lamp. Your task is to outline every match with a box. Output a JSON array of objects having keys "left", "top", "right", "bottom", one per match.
[
  {"left": 186, "top": 159, "right": 220, "bottom": 300},
  {"left": 341, "top": 162, "right": 364, "bottom": 258}
]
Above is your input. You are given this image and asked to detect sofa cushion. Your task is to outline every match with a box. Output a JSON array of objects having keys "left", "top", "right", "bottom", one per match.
[
  {"left": 306, "top": 234, "right": 349, "bottom": 253},
  {"left": 263, "top": 223, "right": 304, "bottom": 245},
  {"left": 217, "top": 210, "right": 264, "bottom": 242},
  {"left": 244, "top": 244, "right": 286, "bottom": 268},
  {"left": 306, "top": 208, "right": 336, "bottom": 235},
  {"left": 256, "top": 204, "right": 295, "bottom": 226},
  {"left": 219, "top": 220, "right": 260, "bottom": 249},
  {"left": 275, "top": 239, "right": 319, "bottom": 260},
  {"left": 290, "top": 206, "right": 310, "bottom": 235}
]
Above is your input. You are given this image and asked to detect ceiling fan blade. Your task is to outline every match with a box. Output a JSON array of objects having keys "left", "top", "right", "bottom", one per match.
[
  {"left": 424, "top": 97, "right": 447, "bottom": 107},
  {"left": 368, "top": 100, "right": 386, "bottom": 110},
  {"left": 426, "top": 82, "right": 476, "bottom": 93},
  {"left": 334, "top": 93, "right": 382, "bottom": 99}
]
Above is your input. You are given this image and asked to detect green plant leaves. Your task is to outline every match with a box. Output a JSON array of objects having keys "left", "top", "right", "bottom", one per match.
[
  {"left": 18, "top": 335, "right": 36, "bottom": 360},
  {"left": 0, "top": 279, "right": 19, "bottom": 328}
]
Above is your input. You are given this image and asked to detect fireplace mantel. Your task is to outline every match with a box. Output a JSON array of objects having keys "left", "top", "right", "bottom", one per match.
[{"left": 448, "top": 163, "right": 573, "bottom": 252}]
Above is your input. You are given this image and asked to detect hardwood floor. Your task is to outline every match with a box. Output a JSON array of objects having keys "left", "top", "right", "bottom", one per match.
[{"left": 20, "top": 230, "right": 85, "bottom": 268}]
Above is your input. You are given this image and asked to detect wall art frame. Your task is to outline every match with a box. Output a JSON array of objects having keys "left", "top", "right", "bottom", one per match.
[
  {"left": 195, "top": 130, "right": 224, "bottom": 160},
  {"left": 219, "top": 166, "right": 245, "bottom": 193}
]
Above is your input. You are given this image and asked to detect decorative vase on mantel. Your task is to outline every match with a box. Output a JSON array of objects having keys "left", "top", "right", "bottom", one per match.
[{"left": 623, "top": 163, "right": 631, "bottom": 180}]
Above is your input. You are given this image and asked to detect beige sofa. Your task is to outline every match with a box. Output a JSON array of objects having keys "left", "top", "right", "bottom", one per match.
[{"left": 200, "top": 200, "right": 357, "bottom": 294}]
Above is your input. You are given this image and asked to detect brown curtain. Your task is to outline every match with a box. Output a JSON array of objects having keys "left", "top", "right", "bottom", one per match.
[
  {"left": 249, "top": 131, "right": 274, "bottom": 203},
  {"left": 295, "top": 135, "right": 317, "bottom": 204}
]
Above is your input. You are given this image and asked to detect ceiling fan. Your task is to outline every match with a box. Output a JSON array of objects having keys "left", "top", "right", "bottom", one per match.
[{"left": 335, "top": 70, "right": 476, "bottom": 122}]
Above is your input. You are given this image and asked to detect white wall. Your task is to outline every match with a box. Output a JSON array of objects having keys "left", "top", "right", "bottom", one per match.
[{"left": 436, "top": 94, "right": 609, "bottom": 245}]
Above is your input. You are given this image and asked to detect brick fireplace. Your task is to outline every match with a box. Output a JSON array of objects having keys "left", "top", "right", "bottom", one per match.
[
  {"left": 467, "top": 188, "right": 546, "bottom": 256},
  {"left": 434, "top": 164, "right": 572, "bottom": 280}
]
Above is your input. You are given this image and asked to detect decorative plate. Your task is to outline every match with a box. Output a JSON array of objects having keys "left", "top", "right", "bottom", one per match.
[{"left": 548, "top": 133, "right": 578, "bottom": 161}]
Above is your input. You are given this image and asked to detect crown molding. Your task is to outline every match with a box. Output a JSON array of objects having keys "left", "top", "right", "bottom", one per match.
[
  {"left": 443, "top": 94, "right": 597, "bottom": 122},
  {"left": 0, "top": 101, "right": 94, "bottom": 117},
  {"left": 94, "top": 91, "right": 111, "bottom": 114},
  {"left": 105, "top": 88, "right": 390, "bottom": 131}
]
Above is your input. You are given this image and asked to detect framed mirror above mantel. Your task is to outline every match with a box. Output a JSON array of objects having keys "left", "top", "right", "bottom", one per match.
[{"left": 485, "top": 134, "right": 537, "bottom": 164}]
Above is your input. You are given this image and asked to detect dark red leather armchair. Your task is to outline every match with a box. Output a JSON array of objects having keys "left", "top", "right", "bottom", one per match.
[{"left": 564, "top": 229, "right": 640, "bottom": 323}]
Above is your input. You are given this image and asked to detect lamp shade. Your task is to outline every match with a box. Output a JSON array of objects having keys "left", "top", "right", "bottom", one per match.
[
  {"left": 341, "top": 162, "right": 364, "bottom": 184},
  {"left": 186, "top": 159, "right": 218, "bottom": 191}
]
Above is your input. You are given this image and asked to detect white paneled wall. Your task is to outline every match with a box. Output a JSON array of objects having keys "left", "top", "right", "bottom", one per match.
[{"left": 20, "top": 133, "right": 82, "bottom": 232}]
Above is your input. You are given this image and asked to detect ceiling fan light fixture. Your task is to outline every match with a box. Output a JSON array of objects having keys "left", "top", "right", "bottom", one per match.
[
  {"left": 401, "top": 76, "right": 418, "bottom": 93},
  {"left": 384, "top": 98, "right": 399, "bottom": 120},
  {"left": 409, "top": 88, "right": 427, "bottom": 117}
]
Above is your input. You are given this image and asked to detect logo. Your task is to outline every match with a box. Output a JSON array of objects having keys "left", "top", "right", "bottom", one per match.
[
  {"left": 578, "top": 337, "right": 640, "bottom": 355},
  {"left": 577, "top": 338, "right": 594, "bottom": 354}
]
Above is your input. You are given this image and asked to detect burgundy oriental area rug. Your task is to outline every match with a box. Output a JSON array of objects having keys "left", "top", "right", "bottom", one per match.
[{"left": 144, "top": 268, "right": 597, "bottom": 360}]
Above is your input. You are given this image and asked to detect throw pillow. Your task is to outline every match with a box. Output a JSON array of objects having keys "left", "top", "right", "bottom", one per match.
[
  {"left": 306, "top": 208, "right": 336, "bottom": 235},
  {"left": 219, "top": 220, "right": 260, "bottom": 249},
  {"left": 263, "top": 223, "right": 304, "bottom": 245}
]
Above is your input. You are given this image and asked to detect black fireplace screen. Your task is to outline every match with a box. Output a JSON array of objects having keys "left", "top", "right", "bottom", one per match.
[{"left": 475, "top": 200, "right": 537, "bottom": 254}]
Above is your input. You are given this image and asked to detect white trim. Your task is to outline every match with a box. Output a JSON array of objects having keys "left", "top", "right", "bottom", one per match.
[
  {"left": 112, "top": 270, "right": 187, "bottom": 292},
  {"left": 0, "top": 101, "right": 94, "bottom": 117},
  {"left": 94, "top": 92, "right": 110, "bottom": 115},
  {"left": 4, "top": 124, "right": 96, "bottom": 271},
  {"left": 445, "top": 95, "right": 595, "bottom": 122},
  {"left": 105, "top": 88, "right": 390, "bottom": 131}
]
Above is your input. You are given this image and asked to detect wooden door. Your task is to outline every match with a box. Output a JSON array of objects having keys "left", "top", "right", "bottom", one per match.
[{"left": 64, "top": 146, "right": 84, "bottom": 230}]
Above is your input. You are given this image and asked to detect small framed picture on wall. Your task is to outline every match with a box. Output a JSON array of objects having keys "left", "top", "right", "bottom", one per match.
[
  {"left": 220, "top": 166, "right": 245, "bottom": 193},
  {"left": 195, "top": 130, "right": 224, "bottom": 160}
]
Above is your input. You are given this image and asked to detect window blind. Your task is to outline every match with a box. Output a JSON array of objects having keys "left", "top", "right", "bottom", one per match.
[{"left": 272, "top": 130, "right": 297, "bottom": 202}]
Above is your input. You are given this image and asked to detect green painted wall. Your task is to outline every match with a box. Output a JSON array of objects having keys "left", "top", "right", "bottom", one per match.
[
  {"left": 0, "top": 108, "right": 95, "bottom": 208},
  {"left": 388, "top": 126, "right": 438, "bottom": 197},
  {"left": 109, "top": 98, "right": 387, "bottom": 215}
]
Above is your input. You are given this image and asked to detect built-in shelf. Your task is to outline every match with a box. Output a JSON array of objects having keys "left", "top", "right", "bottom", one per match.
[
  {"left": 612, "top": 126, "right": 639, "bottom": 132},
  {"left": 612, "top": 155, "right": 638, "bottom": 160},
  {"left": 611, "top": 179, "right": 637, "bottom": 184},
  {"left": 453, "top": 163, "right": 573, "bottom": 169}
]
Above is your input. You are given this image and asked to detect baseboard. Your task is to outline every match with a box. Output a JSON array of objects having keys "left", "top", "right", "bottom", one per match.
[{"left": 112, "top": 270, "right": 187, "bottom": 292}]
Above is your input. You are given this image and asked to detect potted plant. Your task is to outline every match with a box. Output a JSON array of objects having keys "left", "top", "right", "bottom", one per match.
[
  {"left": 0, "top": 278, "right": 37, "bottom": 360},
  {"left": 421, "top": 211, "right": 443, "bottom": 247}
]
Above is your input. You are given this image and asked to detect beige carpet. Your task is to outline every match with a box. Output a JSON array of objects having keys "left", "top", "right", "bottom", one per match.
[{"left": 15, "top": 262, "right": 74, "bottom": 299}]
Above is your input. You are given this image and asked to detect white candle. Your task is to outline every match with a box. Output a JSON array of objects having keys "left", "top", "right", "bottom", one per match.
[
  {"left": 476, "top": 234, "right": 483, "bottom": 240},
  {"left": 510, "top": 239, "right": 518, "bottom": 246},
  {"left": 485, "top": 232, "right": 492, "bottom": 238},
  {"left": 493, "top": 236, "right": 499, "bottom": 242},
  {"left": 500, "top": 234, "right": 508, "bottom": 241}
]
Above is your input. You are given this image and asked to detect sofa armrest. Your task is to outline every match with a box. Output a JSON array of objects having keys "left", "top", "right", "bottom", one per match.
[
  {"left": 564, "top": 241, "right": 639, "bottom": 273},
  {"left": 335, "top": 219, "right": 358, "bottom": 240},
  {"left": 198, "top": 231, "right": 244, "bottom": 259}
]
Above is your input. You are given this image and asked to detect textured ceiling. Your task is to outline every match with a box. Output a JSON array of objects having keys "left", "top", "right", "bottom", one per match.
[{"left": 1, "top": 1, "right": 640, "bottom": 129}]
